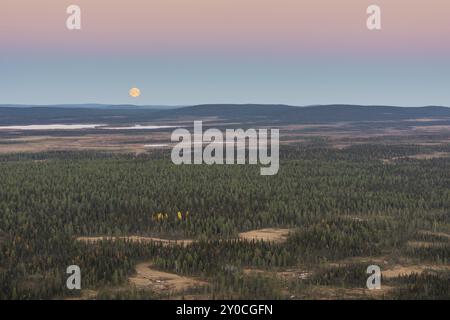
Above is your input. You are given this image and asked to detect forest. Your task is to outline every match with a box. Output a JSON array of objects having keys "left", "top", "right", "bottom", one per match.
[{"left": 0, "top": 142, "right": 449, "bottom": 300}]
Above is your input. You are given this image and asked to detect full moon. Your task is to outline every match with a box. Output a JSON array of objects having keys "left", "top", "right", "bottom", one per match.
[{"left": 129, "top": 87, "right": 141, "bottom": 98}]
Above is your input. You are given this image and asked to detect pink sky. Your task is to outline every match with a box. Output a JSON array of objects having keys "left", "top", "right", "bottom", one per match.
[
  {"left": 2, "top": 0, "right": 450, "bottom": 57},
  {"left": 2, "top": 0, "right": 449, "bottom": 106}
]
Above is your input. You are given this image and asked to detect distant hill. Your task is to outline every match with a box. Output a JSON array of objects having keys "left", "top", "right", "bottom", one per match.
[
  {"left": 0, "top": 104, "right": 449, "bottom": 126},
  {"left": 161, "top": 104, "right": 450, "bottom": 123},
  {"left": 0, "top": 104, "right": 178, "bottom": 110}
]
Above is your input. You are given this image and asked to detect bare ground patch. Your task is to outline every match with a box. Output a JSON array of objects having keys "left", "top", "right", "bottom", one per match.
[
  {"left": 382, "top": 264, "right": 450, "bottom": 278},
  {"left": 418, "top": 230, "right": 450, "bottom": 240},
  {"left": 326, "top": 255, "right": 450, "bottom": 279},
  {"left": 405, "top": 152, "right": 450, "bottom": 160},
  {"left": 129, "top": 262, "right": 207, "bottom": 293},
  {"left": 340, "top": 215, "right": 371, "bottom": 222},
  {"left": 238, "top": 228, "right": 294, "bottom": 243},
  {"left": 277, "top": 269, "right": 312, "bottom": 280},
  {"left": 0, "top": 133, "right": 172, "bottom": 154},
  {"left": 76, "top": 236, "right": 194, "bottom": 247},
  {"left": 406, "top": 241, "right": 448, "bottom": 248}
]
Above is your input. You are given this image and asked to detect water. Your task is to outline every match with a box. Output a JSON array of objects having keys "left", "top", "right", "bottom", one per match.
[
  {"left": 106, "top": 125, "right": 177, "bottom": 130},
  {"left": 0, "top": 124, "right": 105, "bottom": 130}
]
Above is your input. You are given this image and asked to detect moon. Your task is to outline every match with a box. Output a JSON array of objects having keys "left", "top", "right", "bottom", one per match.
[{"left": 129, "top": 87, "right": 141, "bottom": 98}]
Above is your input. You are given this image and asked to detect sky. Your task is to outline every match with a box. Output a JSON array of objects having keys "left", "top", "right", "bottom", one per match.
[{"left": 1, "top": 0, "right": 449, "bottom": 106}]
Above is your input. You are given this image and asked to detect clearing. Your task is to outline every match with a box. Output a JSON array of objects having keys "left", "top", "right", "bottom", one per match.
[
  {"left": 382, "top": 264, "right": 450, "bottom": 278},
  {"left": 129, "top": 262, "right": 207, "bottom": 293},
  {"left": 407, "top": 241, "right": 449, "bottom": 248},
  {"left": 238, "top": 228, "right": 293, "bottom": 243},
  {"left": 418, "top": 230, "right": 450, "bottom": 240},
  {"left": 76, "top": 236, "right": 194, "bottom": 247}
]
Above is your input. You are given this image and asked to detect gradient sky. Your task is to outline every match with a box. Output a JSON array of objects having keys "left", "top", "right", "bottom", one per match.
[{"left": 1, "top": 0, "right": 449, "bottom": 106}]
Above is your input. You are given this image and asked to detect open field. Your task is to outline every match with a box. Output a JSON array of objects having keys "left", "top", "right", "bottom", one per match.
[
  {"left": 129, "top": 262, "right": 207, "bottom": 293},
  {"left": 76, "top": 228, "right": 294, "bottom": 246},
  {"left": 238, "top": 228, "right": 293, "bottom": 243},
  {"left": 382, "top": 265, "right": 450, "bottom": 278},
  {"left": 76, "top": 236, "right": 194, "bottom": 247}
]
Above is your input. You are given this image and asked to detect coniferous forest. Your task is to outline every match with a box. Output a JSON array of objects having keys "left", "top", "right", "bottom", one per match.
[{"left": 0, "top": 142, "right": 449, "bottom": 300}]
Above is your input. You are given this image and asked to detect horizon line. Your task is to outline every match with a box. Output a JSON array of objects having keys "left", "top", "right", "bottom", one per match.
[{"left": 0, "top": 103, "right": 449, "bottom": 109}]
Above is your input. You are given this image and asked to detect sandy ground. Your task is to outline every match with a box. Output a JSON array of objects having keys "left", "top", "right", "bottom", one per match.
[
  {"left": 129, "top": 262, "right": 207, "bottom": 293},
  {"left": 238, "top": 228, "right": 293, "bottom": 243},
  {"left": 77, "top": 227, "right": 294, "bottom": 247},
  {"left": 382, "top": 264, "right": 450, "bottom": 278},
  {"left": 64, "top": 263, "right": 207, "bottom": 300},
  {"left": 406, "top": 241, "right": 449, "bottom": 248},
  {"left": 0, "top": 133, "right": 172, "bottom": 154},
  {"left": 404, "top": 152, "right": 450, "bottom": 160},
  {"left": 76, "top": 236, "right": 194, "bottom": 247},
  {"left": 418, "top": 230, "right": 450, "bottom": 239}
]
